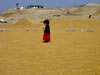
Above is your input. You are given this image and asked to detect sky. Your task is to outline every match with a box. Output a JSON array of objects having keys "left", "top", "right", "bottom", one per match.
[{"left": 0, "top": 0, "right": 100, "bottom": 13}]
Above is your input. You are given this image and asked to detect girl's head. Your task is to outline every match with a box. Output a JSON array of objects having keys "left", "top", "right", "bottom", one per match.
[{"left": 43, "top": 20, "right": 49, "bottom": 26}]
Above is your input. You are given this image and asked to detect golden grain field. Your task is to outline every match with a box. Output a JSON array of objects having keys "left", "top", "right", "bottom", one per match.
[{"left": 0, "top": 18, "right": 100, "bottom": 75}]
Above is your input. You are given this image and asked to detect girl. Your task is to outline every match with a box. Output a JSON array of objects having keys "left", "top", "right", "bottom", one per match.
[{"left": 43, "top": 20, "right": 50, "bottom": 43}]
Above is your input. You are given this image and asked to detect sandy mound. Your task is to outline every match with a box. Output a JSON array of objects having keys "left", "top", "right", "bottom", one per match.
[{"left": 14, "top": 18, "right": 34, "bottom": 25}]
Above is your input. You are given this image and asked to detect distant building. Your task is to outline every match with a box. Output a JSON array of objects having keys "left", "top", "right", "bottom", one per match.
[
  {"left": 20, "top": 7, "right": 24, "bottom": 10},
  {"left": 86, "top": 3, "right": 100, "bottom": 6},
  {"left": 27, "top": 5, "right": 44, "bottom": 9}
]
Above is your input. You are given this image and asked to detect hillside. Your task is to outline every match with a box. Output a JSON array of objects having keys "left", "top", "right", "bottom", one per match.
[{"left": 0, "top": 4, "right": 100, "bottom": 23}]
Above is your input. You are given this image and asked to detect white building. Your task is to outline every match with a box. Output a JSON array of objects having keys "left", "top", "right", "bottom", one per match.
[{"left": 86, "top": 3, "right": 100, "bottom": 6}]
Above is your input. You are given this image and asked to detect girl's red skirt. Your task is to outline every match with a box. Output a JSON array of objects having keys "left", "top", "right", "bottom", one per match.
[{"left": 43, "top": 33, "right": 50, "bottom": 41}]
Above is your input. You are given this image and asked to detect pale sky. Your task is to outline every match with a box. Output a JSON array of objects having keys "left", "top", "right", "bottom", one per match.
[{"left": 0, "top": 0, "right": 100, "bottom": 13}]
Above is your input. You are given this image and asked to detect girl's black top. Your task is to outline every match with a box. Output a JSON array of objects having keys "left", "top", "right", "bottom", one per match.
[{"left": 44, "top": 25, "right": 50, "bottom": 33}]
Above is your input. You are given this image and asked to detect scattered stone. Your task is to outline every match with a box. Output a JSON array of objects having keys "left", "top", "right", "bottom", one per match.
[
  {"left": 26, "top": 29, "right": 30, "bottom": 32},
  {"left": 66, "top": 29, "right": 76, "bottom": 32},
  {"left": 80, "top": 29, "right": 85, "bottom": 32},
  {"left": 87, "top": 30, "right": 93, "bottom": 32},
  {"left": 0, "top": 29, "right": 6, "bottom": 32}
]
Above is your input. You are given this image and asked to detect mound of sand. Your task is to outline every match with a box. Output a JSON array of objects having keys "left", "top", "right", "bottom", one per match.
[
  {"left": 97, "top": 13, "right": 100, "bottom": 16},
  {"left": 14, "top": 18, "right": 34, "bottom": 25}
]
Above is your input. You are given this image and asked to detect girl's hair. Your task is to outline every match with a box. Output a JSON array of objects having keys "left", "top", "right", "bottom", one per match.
[{"left": 43, "top": 19, "right": 49, "bottom": 24}]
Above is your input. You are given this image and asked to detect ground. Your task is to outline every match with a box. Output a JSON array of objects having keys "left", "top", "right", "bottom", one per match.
[{"left": 0, "top": 18, "right": 100, "bottom": 75}]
